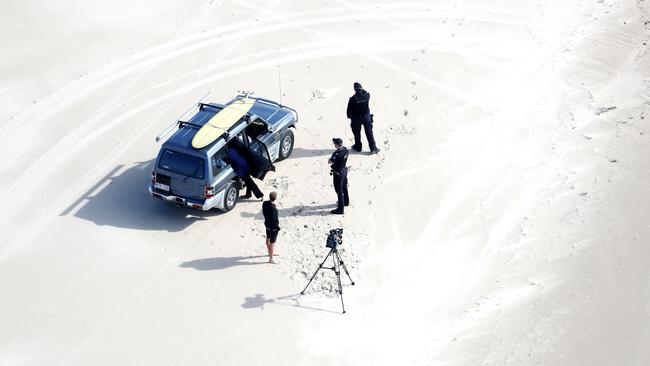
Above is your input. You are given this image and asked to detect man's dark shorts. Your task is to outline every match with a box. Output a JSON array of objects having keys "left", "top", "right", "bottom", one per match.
[{"left": 266, "top": 228, "right": 279, "bottom": 243}]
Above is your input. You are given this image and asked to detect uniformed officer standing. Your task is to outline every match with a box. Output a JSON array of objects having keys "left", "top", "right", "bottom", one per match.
[
  {"left": 328, "top": 138, "right": 349, "bottom": 215},
  {"left": 346, "top": 82, "right": 380, "bottom": 154}
]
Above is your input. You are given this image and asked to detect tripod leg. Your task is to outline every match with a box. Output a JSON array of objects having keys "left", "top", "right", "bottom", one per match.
[
  {"left": 335, "top": 251, "right": 355, "bottom": 285},
  {"left": 300, "top": 250, "right": 333, "bottom": 295},
  {"left": 333, "top": 252, "right": 346, "bottom": 314}
]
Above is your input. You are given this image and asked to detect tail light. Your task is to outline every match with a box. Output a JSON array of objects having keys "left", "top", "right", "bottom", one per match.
[{"left": 204, "top": 186, "right": 215, "bottom": 199}]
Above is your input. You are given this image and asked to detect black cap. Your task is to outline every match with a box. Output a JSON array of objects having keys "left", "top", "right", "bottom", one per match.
[
  {"left": 332, "top": 137, "right": 343, "bottom": 145},
  {"left": 353, "top": 82, "right": 362, "bottom": 90}
]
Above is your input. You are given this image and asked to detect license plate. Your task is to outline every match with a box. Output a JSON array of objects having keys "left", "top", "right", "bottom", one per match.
[{"left": 154, "top": 182, "right": 170, "bottom": 191}]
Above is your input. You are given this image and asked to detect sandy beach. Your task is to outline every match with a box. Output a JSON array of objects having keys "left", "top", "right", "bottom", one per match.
[{"left": 1, "top": 0, "right": 649, "bottom": 365}]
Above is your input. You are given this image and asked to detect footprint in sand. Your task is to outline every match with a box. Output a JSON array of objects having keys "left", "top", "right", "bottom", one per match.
[
  {"left": 267, "top": 175, "right": 290, "bottom": 192},
  {"left": 387, "top": 124, "right": 417, "bottom": 136},
  {"left": 307, "top": 89, "right": 325, "bottom": 102}
]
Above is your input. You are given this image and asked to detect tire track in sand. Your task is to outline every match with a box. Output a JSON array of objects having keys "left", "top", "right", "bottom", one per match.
[
  {"left": 2, "top": 4, "right": 521, "bottom": 203},
  {"left": 0, "top": 0, "right": 287, "bottom": 362},
  {"left": 2, "top": 2, "right": 539, "bottom": 361},
  {"left": 1, "top": 5, "right": 518, "bottom": 255},
  {"left": 0, "top": 38, "right": 437, "bottom": 260}
]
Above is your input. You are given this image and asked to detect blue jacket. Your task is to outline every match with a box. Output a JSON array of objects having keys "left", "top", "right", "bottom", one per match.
[{"left": 227, "top": 147, "right": 250, "bottom": 177}]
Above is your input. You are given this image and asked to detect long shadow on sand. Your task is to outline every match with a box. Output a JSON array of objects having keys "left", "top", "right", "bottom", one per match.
[
  {"left": 241, "top": 293, "right": 341, "bottom": 314},
  {"left": 180, "top": 256, "right": 267, "bottom": 271},
  {"left": 240, "top": 203, "right": 337, "bottom": 220},
  {"left": 291, "top": 146, "right": 375, "bottom": 158},
  {"left": 61, "top": 160, "right": 223, "bottom": 232}
]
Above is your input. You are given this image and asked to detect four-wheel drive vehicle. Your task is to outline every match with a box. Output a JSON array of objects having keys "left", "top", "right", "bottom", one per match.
[{"left": 149, "top": 95, "right": 298, "bottom": 211}]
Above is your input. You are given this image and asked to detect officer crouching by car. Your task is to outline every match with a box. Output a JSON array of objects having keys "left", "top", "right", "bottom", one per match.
[{"left": 328, "top": 138, "right": 349, "bottom": 215}]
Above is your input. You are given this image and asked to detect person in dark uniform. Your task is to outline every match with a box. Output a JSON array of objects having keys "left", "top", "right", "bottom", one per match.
[
  {"left": 226, "top": 142, "right": 264, "bottom": 200},
  {"left": 346, "top": 82, "right": 380, "bottom": 154},
  {"left": 262, "top": 191, "right": 280, "bottom": 263},
  {"left": 328, "top": 138, "right": 349, "bottom": 215}
]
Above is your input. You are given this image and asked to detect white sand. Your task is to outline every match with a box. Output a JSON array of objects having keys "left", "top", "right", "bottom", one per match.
[{"left": 1, "top": 0, "right": 649, "bottom": 365}]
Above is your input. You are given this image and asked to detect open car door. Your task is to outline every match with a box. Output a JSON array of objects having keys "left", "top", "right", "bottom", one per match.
[
  {"left": 247, "top": 137, "right": 275, "bottom": 180},
  {"left": 227, "top": 118, "right": 275, "bottom": 181}
]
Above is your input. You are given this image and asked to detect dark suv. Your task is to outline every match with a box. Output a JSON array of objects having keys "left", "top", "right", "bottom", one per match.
[{"left": 149, "top": 95, "right": 298, "bottom": 211}]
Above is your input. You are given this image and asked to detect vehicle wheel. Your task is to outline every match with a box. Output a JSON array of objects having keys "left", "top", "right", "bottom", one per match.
[
  {"left": 222, "top": 183, "right": 239, "bottom": 212},
  {"left": 278, "top": 130, "right": 294, "bottom": 160}
]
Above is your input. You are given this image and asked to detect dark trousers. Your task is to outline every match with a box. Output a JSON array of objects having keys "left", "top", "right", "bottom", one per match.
[
  {"left": 333, "top": 169, "right": 349, "bottom": 210},
  {"left": 243, "top": 175, "right": 263, "bottom": 198},
  {"left": 350, "top": 115, "right": 377, "bottom": 151}
]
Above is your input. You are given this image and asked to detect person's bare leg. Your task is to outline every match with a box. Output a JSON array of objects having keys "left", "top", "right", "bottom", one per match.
[
  {"left": 268, "top": 241, "right": 275, "bottom": 263},
  {"left": 265, "top": 238, "right": 271, "bottom": 262}
]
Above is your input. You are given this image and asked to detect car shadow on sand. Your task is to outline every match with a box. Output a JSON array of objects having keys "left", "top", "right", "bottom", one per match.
[
  {"left": 180, "top": 255, "right": 267, "bottom": 271},
  {"left": 61, "top": 160, "right": 224, "bottom": 232},
  {"left": 240, "top": 203, "right": 338, "bottom": 220}
]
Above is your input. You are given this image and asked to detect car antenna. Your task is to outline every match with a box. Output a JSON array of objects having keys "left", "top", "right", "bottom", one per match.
[{"left": 277, "top": 65, "right": 283, "bottom": 104}]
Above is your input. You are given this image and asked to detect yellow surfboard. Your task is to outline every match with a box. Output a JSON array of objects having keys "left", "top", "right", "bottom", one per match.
[{"left": 191, "top": 97, "right": 255, "bottom": 149}]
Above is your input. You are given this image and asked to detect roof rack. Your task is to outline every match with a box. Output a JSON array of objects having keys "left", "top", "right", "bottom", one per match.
[
  {"left": 178, "top": 121, "right": 204, "bottom": 129},
  {"left": 155, "top": 91, "right": 211, "bottom": 142},
  {"left": 198, "top": 102, "right": 225, "bottom": 111},
  {"left": 155, "top": 91, "right": 298, "bottom": 143},
  {"left": 233, "top": 94, "right": 299, "bottom": 122}
]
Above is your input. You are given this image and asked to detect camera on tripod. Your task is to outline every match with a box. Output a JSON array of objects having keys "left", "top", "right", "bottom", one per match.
[
  {"left": 301, "top": 227, "right": 354, "bottom": 313},
  {"left": 326, "top": 228, "right": 343, "bottom": 248}
]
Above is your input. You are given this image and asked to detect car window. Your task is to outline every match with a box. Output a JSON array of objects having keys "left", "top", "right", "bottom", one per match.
[
  {"left": 211, "top": 149, "right": 230, "bottom": 177},
  {"left": 158, "top": 149, "right": 205, "bottom": 179},
  {"left": 249, "top": 138, "right": 271, "bottom": 161},
  {"left": 245, "top": 117, "right": 268, "bottom": 139}
]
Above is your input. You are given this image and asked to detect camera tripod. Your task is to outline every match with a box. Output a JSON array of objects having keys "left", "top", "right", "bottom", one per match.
[{"left": 300, "top": 245, "right": 355, "bottom": 313}]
